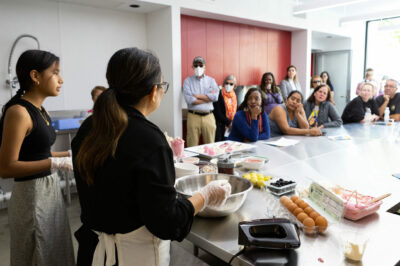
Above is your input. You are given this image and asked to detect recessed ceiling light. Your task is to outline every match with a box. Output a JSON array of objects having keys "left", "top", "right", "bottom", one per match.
[
  {"left": 130, "top": 4, "right": 140, "bottom": 8},
  {"left": 326, "top": 35, "right": 333, "bottom": 39}
]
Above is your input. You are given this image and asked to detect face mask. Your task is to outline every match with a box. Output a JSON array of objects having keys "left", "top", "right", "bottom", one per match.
[
  {"left": 266, "top": 84, "right": 272, "bottom": 90},
  {"left": 194, "top": 67, "right": 204, "bottom": 77},
  {"left": 225, "top": 84, "right": 233, "bottom": 92}
]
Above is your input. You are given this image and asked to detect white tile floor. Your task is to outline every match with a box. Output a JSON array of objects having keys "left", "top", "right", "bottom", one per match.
[{"left": 0, "top": 195, "right": 228, "bottom": 266}]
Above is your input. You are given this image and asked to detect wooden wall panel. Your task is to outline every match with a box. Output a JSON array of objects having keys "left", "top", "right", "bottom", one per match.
[
  {"left": 181, "top": 15, "right": 291, "bottom": 86},
  {"left": 222, "top": 22, "right": 240, "bottom": 84},
  {"left": 239, "top": 25, "right": 255, "bottom": 85},
  {"left": 206, "top": 21, "right": 224, "bottom": 84}
]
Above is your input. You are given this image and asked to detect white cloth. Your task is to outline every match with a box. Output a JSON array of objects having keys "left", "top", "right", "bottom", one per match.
[
  {"left": 92, "top": 226, "right": 170, "bottom": 266},
  {"left": 288, "top": 79, "right": 298, "bottom": 91}
]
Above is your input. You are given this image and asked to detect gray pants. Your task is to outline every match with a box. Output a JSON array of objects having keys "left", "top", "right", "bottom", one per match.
[{"left": 8, "top": 173, "right": 75, "bottom": 266}]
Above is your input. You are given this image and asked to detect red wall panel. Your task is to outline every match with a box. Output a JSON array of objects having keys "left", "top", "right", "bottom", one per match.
[
  {"left": 222, "top": 22, "right": 240, "bottom": 84},
  {"left": 181, "top": 15, "right": 291, "bottom": 86},
  {"left": 206, "top": 21, "right": 224, "bottom": 84}
]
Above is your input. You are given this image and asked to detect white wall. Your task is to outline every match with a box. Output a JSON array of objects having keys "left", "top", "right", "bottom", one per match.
[
  {"left": 291, "top": 29, "right": 312, "bottom": 98},
  {"left": 146, "top": 6, "right": 182, "bottom": 136},
  {"left": 0, "top": 0, "right": 147, "bottom": 111},
  {"left": 312, "top": 37, "right": 351, "bottom": 52}
]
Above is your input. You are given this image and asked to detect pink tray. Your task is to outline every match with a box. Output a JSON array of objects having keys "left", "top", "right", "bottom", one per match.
[{"left": 333, "top": 188, "right": 383, "bottom": 221}]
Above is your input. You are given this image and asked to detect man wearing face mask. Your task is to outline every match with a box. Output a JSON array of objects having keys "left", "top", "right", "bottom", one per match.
[
  {"left": 213, "top": 75, "right": 238, "bottom": 141},
  {"left": 183, "top": 56, "right": 219, "bottom": 147}
]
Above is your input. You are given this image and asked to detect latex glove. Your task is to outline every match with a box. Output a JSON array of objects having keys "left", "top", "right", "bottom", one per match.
[
  {"left": 50, "top": 157, "right": 73, "bottom": 172},
  {"left": 199, "top": 180, "right": 231, "bottom": 211}
]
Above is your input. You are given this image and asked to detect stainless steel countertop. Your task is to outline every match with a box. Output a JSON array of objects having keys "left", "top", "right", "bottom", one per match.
[{"left": 186, "top": 123, "right": 400, "bottom": 266}]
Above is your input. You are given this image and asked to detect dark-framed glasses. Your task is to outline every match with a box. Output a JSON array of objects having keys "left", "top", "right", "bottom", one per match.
[
  {"left": 193, "top": 64, "right": 204, "bottom": 68},
  {"left": 312, "top": 80, "right": 322, "bottom": 84},
  {"left": 225, "top": 82, "right": 234, "bottom": 86},
  {"left": 156, "top": 81, "right": 169, "bottom": 94}
]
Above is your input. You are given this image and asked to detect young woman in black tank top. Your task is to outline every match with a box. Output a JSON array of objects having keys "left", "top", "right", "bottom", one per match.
[{"left": 0, "top": 50, "right": 74, "bottom": 266}]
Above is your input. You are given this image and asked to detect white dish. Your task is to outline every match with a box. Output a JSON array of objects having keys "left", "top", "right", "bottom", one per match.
[
  {"left": 182, "top": 157, "right": 200, "bottom": 164},
  {"left": 242, "top": 157, "right": 265, "bottom": 170}
]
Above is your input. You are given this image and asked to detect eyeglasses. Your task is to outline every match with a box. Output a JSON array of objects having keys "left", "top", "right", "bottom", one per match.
[
  {"left": 384, "top": 84, "right": 396, "bottom": 89},
  {"left": 225, "top": 82, "right": 234, "bottom": 86},
  {"left": 312, "top": 80, "right": 322, "bottom": 84},
  {"left": 155, "top": 81, "right": 169, "bottom": 94},
  {"left": 193, "top": 64, "right": 204, "bottom": 68}
]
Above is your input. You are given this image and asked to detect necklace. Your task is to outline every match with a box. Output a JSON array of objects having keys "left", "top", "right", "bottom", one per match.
[{"left": 36, "top": 107, "right": 50, "bottom": 126}]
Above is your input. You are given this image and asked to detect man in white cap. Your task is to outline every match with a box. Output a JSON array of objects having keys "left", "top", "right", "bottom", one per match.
[{"left": 183, "top": 56, "right": 219, "bottom": 147}]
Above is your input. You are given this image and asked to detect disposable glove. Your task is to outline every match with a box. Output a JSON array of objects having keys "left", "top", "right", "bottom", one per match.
[
  {"left": 50, "top": 157, "right": 73, "bottom": 172},
  {"left": 199, "top": 180, "right": 231, "bottom": 211}
]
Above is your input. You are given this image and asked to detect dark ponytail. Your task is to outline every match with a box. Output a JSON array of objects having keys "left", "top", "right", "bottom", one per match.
[
  {"left": 76, "top": 47, "right": 162, "bottom": 185},
  {"left": 0, "top": 50, "right": 59, "bottom": 124}
]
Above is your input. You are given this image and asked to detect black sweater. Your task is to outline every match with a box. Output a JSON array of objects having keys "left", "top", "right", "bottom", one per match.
[
  {"left": 71, "top": 107, "right": 194, "bottom": 240},
  {"left": 213, "top": 92, "right": 231, "bottom": 126},
  {"left": 341, "top": 96, "right": 379, "bottom": 124}
]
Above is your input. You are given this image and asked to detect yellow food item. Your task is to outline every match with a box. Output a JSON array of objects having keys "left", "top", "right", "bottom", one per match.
[
  {"left": 263, "top": 176, "right": 271, "bottom": 181},
  {"left": 315, "top": 216, "right": 328, "bottom": 233},
  {"left": 257, "top": 180, "right": 265, "bottom": 187},
  {"left": 303, "top": 218, "right": 315, "bottom": 234},
  {"left": 250, "top": 172, "right": 257, "bottom": 178},
  {"left": 242, "top": 174, "right": 251, "bottom": 180}
]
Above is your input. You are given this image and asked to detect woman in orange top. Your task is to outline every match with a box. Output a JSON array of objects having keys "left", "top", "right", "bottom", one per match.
[{"left": 213, "top": 75, "right": 238, "bottom": 141}]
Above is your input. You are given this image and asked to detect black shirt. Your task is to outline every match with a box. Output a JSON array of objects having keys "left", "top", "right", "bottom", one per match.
[
  {"left": 71, "top": 107, "right": 194, "bottom": 240},
  {"left": 341, "top": 96, "right": 379, "bottom": 124},
  {"left": 376, "top": 93, "right": 400, "bottom": 115},
  {"left": 213, "top": 91, "right": 231, "bottom": 126},
  {"left": 0, "top": 98, "right": 55, "bottom": 181}
]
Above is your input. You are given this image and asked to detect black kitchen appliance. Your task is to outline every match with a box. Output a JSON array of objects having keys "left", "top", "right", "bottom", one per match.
[{"left": 238, "top": 218, "right": 301, "bottom": 249}]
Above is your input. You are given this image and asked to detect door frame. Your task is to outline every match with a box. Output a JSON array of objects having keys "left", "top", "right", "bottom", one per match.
[{"left": 312, "top": 50, "right": 352, "bottom": 103}]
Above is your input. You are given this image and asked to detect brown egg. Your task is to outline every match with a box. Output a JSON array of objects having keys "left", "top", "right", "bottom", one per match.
[
  {"left": 309, "top": 211, "right": 320, "bottom": 221},
  {"left": 291, "top": 195, "right": 299, "bottom": 202},
  {"left": 302, "top": 217, "right": 315, "bottom": 234},
  {"left": 298, "top": 201, "right": 309, "bottom": 209},
  {"left": 315, "top": 216, "right": 328, "bottom": 233},
  {"left": 293, "top": 207, "right": 304, "bottom": 216},
  {"left": 296, "top": 212, "right": 309, "bottom": 223},
  {"left": 280, "top": 196, "right": 290, "bottom": 204},
  {"left": 295, "top": 199, "right": 304, "bottom": 206},
  {"left": 283, "top": 200, "right": 292, "bottom": 208},
  {"left": 304, "top": 206, "right": 314, "bottom": 215},
  {"left": 288, "top": 203, "right": 298, "bottom": 212}
]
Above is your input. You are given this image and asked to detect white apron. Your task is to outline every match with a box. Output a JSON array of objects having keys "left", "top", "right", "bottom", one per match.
[{"left": 92, "top": 226, "right": 171, "bottom": 266}]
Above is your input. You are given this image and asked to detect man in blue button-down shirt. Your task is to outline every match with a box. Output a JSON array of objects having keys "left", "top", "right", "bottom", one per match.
[{"left": 183, "top": 56, "right": 219, "bottom": 147}]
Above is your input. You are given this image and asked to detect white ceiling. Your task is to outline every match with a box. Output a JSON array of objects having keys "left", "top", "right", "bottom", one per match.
[
  {"left": 295, "top": 0, "right": 400, "bottom": 23},
  {"left": 45, "top": 0, "right": 168, "bottom": 13}
]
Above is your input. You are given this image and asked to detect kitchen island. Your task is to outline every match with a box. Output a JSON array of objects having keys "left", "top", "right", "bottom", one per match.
[{"left": 185, "top": 123, "right": 400, "bottom": 265}]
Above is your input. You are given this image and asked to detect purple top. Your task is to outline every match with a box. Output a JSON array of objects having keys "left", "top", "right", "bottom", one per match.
[{"left": 263, "top": 92, "right": 283, "bottom": 114}]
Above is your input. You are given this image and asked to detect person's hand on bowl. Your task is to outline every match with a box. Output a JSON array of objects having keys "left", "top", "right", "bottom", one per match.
[{"left": 199, "top": 180, "right": 231, "bottom": 211}]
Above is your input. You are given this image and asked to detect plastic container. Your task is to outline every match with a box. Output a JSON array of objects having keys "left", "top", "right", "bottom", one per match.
[
  {"left": 267, "top": 179, "right": 297, "bottom": 196},
  {"left": 196, "top": 161, "right": 218, "bottom": 174},
  {"left": 217, "top": 158, "right": 235, "bottom": 175},
  {"left": 384, "top": 107, "right": 390, "bottom": 122},
  {"left": 242, "top": 157, "right": 265, "bottom": 170},
  {"left": 341, "top": 231, "right": 368, "bottom": 261},
  {"left": 182, "top": 157, "right": 200, "bottom": 164}
]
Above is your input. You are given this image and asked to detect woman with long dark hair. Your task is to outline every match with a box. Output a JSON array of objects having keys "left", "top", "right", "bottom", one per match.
[
  {"left": 260, "top": 72, "right": 283, "bottom": 114},
  {"left": 304, "top": 84, "right": 342, "bottom": 128},
  {"left": 72, "top": 48, "right": 230, "bottom": 265},
  {"left": 228, "top": 88, "right": 270, "bottom": 142},
  {"left": 269, "top": 91, "right": 322, "bottom": 137},
  {"left": 0, "top": 50, "right": 74, "bottom": 266}
]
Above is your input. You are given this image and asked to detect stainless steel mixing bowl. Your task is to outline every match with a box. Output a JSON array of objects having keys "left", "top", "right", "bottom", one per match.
[{"left": 175, "top": 173, "right": 253, "bottom": 217}]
